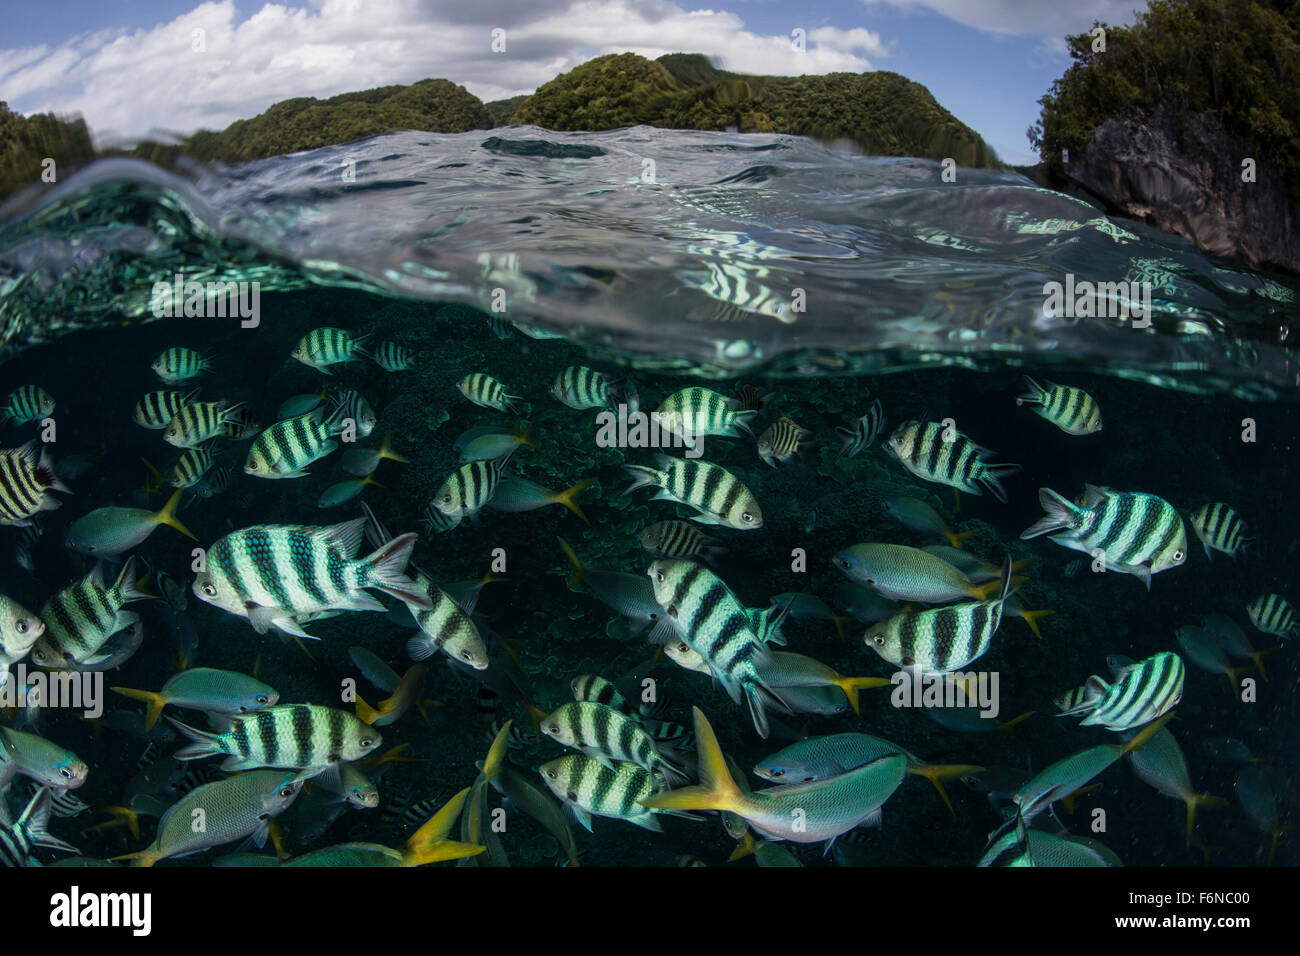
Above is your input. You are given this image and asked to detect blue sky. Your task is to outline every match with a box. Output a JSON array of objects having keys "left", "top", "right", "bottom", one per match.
[{"left": 0, "top": 0, "right": 1148, "bottom": 166}]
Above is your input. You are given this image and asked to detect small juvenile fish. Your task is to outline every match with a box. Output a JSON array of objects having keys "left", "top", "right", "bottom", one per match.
[
  {"left": 835, "top": 399, "right": 885, "bottom": 460},
  {"left": 655, "top": 387, "right": 755, "bottom": 444},
  {"left": 112, "top": 669, "right": 279, "bottom": 731},
  {"left": 1015, "top": 377, "right": 1102, "bottom": 435},
  {"left": 189, "top": 465, "right": 233, "bottom": 500},
  {"left": 371, "top": 341, "right": 416, "bottom": 371},
  {"left": 1, "top": 386, "right": 55, "bottom": 425},
  {"left": 551, "top": 366, "right": 617, "bottom": 410},
  {"left": 133, "top": 389, "right": 198, "bottom": 429},
  {"left": 291, "top": 327, "right": 369, "bottom": 373},
  {"left": 887, "top": 420, "right": 1019, "bottom": 503},
  {"left": 457, "top": 373, "right": 521, "bottom": 414},
  {"left": 637, "top": 520, "right": 724, "bottom": 564},
  {"left": 1021, "top": 484, "right": 1187, "bottom": 589},
  {"left": 317, "top": 475, "right": 384, "bottom": 509},
  {"left": 757, "top": 417, "right": 813, "bottom": 467},
  {"left": 0, "top": 442, "right": 69, "bottom": 527},
  {"left": 1188, "top": 502, "right": 1250, "bottom": 559},
  {"left": 882, "top": 496, "right": 974, "bottom": 549},
  {"left": 167, "top": 442, "right": 218, "bottom": 488},
  {"left": 244, "top": 408, "right": 342, "bottom": 479},
  {"left": 459, "top": 424, "right": 536, "bottom": 463},
  {"left": 733, "top": 383, "right": 772, "bottom": 413},
  {"left": 164, "top": 401, "right": 245, "bottom": 448},
  {"left": 1247, "top": 594, "right": 1297, "bottom": 638},
  {"left": 169, "top": 704, "right": 381, "bottom": 772},
  {"left": 340, "top": 433, "right": 409, "bottom": 477},
  {"left": 152, "top": 348, "right": 208, "bottom": 383},
  {"left": 431, "top": 460, "right": 504, "bottom": 522},
  {"left": 623, "top": 455, "right": 762, "bottom": 529},
  {"left": 66, "top": 486, "right": 195, "bottom": 556},
  {"left": 328, "top": 389, "right": 377, "bottom": 439}
]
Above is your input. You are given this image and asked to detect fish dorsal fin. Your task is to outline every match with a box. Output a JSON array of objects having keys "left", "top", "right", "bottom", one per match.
[{"left": 322, "top": 517, "right": 368, "bottom": 559}]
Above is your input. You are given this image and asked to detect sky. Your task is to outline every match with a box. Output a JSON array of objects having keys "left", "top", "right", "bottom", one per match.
[{"left": 0, "top": 0, "right": 1150, "bottom": 166}]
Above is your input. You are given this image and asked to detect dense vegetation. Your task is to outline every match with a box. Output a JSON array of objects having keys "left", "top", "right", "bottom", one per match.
[
  {"left": 0, "top": 102, "right": 96, "bottom": 201},
  {"left": 1030, "top": 0, "right": 1300, "bottom": 195}
]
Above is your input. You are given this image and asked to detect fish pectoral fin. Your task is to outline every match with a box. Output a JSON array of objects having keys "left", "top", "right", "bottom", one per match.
[{"left": 246, "top": 604, "right": 277, "bottom": 635}]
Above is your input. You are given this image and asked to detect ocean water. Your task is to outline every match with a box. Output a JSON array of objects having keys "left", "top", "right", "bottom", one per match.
[{"left": 0, "top": 127, "right": 1296, "bottom": 868}]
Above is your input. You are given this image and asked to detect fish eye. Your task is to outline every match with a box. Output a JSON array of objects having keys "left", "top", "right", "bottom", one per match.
[
  {"left": 441, "top": 495, "right": 452, "bottom": 504},
  {"left": 741, "top": 512, "right": 754, "bottom": 522},
  {"left": 655, "top": 571, "right": 664, "bottom": 583},
  {"left": 59, "top": 767, "right": 72, "bottom": 779},
  {"left": 1173, "top": 550, "right": 1183, "bottom": 561},
  {"left": 279, "top": 787, "right": 294, "bottom": 798},
  {"left": 770, "top": 769, "right": 784, "bottom": 778},
  {"left": 865, "top": 578, "right": 875, "bottom": 585},
  {"left": 839, "top": 559, "right": 851, "bottom": 569},
  {"left": 566, "top": 791, "right": 578, "bottom": 802},
  {"left": 546, "top": 769, "right": 557, "bottom": 779},
  {"left": 202, "top": 584, "right": 217, "bottom": 597},
  {"left": 15, "top": 619, "right": 27, "bottom": 633},
  {"left": 872, "top": 635, "right": 885, "bottom": 646},
  {"left": 460, "top": 650, "right": 474, "bottom": 661},
  {"left": 547, "top": 724, "right": 559, "bottom": 734},
  {"left": 360, "top": 737, "right": 375, "bottom": 748}
]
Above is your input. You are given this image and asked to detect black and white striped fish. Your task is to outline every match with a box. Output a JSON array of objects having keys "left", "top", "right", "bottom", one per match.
[
  {"left": 0, "top": 442, "right": 69, "bottom": 527},
  {"left": 1189, "top": 503, "right": 1251, "bottom": 560},
  {"left": 326, "top": 388, "right": 376, "bottom": 439},
  {"left": 431, "top": 459, "right": 504, "bottom": 522},
  {"left": 623, "top": 455, "right": 762, "bottom": 529},
  {"left": 541, "top": 701, "right": 686, "bottom": 782},
  {"left": 244, "top": 407, "right": 342, "bottom": 479},
  {"left": 538, "top": 754, "right": 670, "bottom": 832},
  {"left": 655, "top": 387, "right": 756, "bottom": 443},
  {"left": 551, "top": 366, "right": 617, "bottom": 411},
  {"left": 168, "top": 704, "right": 381, "bottom": 772},
  {"left": 647, "top": 559, "right": 786, "bottom": 739},
  {"left": 863, "top": 555, "right": 1015, "bottom": 675},
  {"left": 1021, "top": 484, "right": 1186, "bottom": 589},
  {"left": 31, "top": 556, "right": 149, "bottom": 668},
  {"left": 152, "top": 347, "right": 209, "bottom": 384},
  {"left": 1, "top": 787, "right": 78, "bottom": 866},
  {"left": 133, "top": 389, "right": 198, "bottom": 429},
  {"left": 571, "top": 674, "right": 634, "bottom": 714},
  {"left": 191, "top": 518, "right": 431, "bottom": 638},
  {"left": 167, "top": 442, "right": 218, "bottom": 489},
  {"left": 290, "top": 327, "right": 369, "bottom": 373},
  {"left": 380, "top": 792, "right": 443, "bottom": 828},
  {"left": 835, "top": 399, "right": 885, "bottom": 461},
  {"left": 886, "top": 421, "right": 1020, "bottom": 503},
  {"left": 422, "top": 500, "right": 461, "bottom": 533},
  {"left": 220, "top": 405, "right": 261, "bottom": 440},
  {"left": 1056, "top": 652, "right": 1183, "bottom": 731},
  {"left": 190, "top": 465, "right": 233, "bottom": 500},
  {"left": 28, "top": 781, "right": 88, "bottom": 818},
  {"left": 756, "top": 416, "right": 812, "bottom": 467},
  {"left": 0, "top": 386, "right": 55, "bottom": 425},
  {"left": 371, "top": 341, "right": 416, "bottom": 371},
  {"left": 1247, "top": 594, "right": 1297, "bottom": 638},
  {"left": 457, "top": 373, "right": 521, "bottom": 414},
  {"left": 1016, "top": 377, "right": 1102, "bottom": 435},
  {"left": 165, "top": 401, "right": 245, "bottom": 448},
  {"left": 637, "top": 519, "right": 724, "bottom": 564},
  {"left": 733, "top": 383, "right": 772, "bottom": 413}
]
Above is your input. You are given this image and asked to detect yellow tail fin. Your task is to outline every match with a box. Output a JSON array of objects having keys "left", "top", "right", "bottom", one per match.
[
  {"left": 640, "top": 707, "right": 744, "bottom": 814},
  {"left": 909, "top": 763, "right": 985, "bottom": 815},
  {"left": 946, "top": 529, "right": 977, "bottom": 549},
  {"left": 1016, "top": 607, "right": 1055, "bottom": 640},
  {"left": 403, "top": 787, "right": 486, "bottom": 865},
  {"left": 835, "top": 676, "right": 893, "bottom": 715},
  {"left": 727, "top": 831, "right": 759, "bottom": 862},
  {"left": 1060, "top": 782, "right": 1102, "bottom": 815},
  {"left": 153, "top": 486, "right": 196, "bottom": 540},
  {"left": 86, "top": 806, "right": 141, "bottom": 840},
  {"left": 1253, "top": 646, "right": 1281, "bottom": 682},
  {"left": 109, "top": 687, "right": 167, "bottom": 732},
  {"left": 997, "top": 710, "right": 1035, "bottom": 739},
  {"left": 481, "top": 720, "right": 513, "bottom": 782},
  {"left": 140, "top": 458, "right": 164, "bottom": 496},
  {"left": 378, "top": 431, "right": 410, "bottom": 465},
  {"left": 1184, "top": 793, "right": 1228, "bottom": 849},
  {"left": 354, "top": 692, "right": 384, "bottom": 726},
  {"left": 1120, "top": 712, "right": 1175, "bottom": 757},
  {"left": 515, "top": 420, "right": 538, "bottom": 451},
  {"left": 557, "top": 536, "right": 585, "bottom": 589},
  {"left": 551, "top": 478, "right": 596, "bottom": 525}
]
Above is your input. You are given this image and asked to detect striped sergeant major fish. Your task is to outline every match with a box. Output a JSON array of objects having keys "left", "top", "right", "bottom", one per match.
[
  {"left": 191, "top": 518, "right": 432, "bottom": 640},
  {"left": 1247, "top": 593, "right": 1297, "bottom": 638},
  {"left": 168, "top": 704, "right": 381, "bottom": 772},
  {"left": 646, "top": 559, "right": 789, "bottom": 739},
  {"left": 457, "top": 373, "right": 522, "bottom": 415},
  {"left": 189, "top": 465, "right": 233, "bottom": 500},
  {"left": 654, "top": 387, "right": 756, "bottom": 443},
  {"left": 361, "top": 503, "right": 489, "bottom": 669},
  {"left": 30, "top": 556, "right": 149, "bottom": 668},
  {"left": 835, "top": 399, "right": 885, "bottom": 461},
  {"left": 757, "top": 417, "right": 813, "bottom": 467},
  {"left": 0, "top": 442, "right": 70, "bottom": 527},
  {"left": 133, "top": 388, "right": 198, "bottom": 429},
  {"left": 1188, "top": 502, "right": 1251, "bottom": 559},
  {"left": 328, "top": 389, "right": 377, "bottom": 439},
  {"left": 551, "top": 366, "right": 620, "bottom": 411},
  {"left": 538, "top": 754, "right": 681, "bottom": 832},
  {"left": 422, "top": 499, "right": 462, "bottom": 533},
  {"left": 167, "top": 442, "right": 218, "bottom": 488},
  {"left": 1020, "top": 484, "right": 1186, "bottom": 589},
  {"left": 637, "top": 519, "right": 725, "bottom": 564},
  {"left": 1, "top": 787, "right": 78, "bottom": 866},
  {"left": 371, "top": 341, "right": 416, "bottom": 371},
  {"left": 540, "top": 702, "right": 687, "bottom": 783},
  {"left": 623, "top": 455, "right": 762, "bottom": 529},
  {"left": 381, "top": 792, "right": 444, "bottom": 829},
  {"left": 431, "top": 459, "right": 504, "bottom": 522},
  {"left": 1015, "top": 377, "right": 1102, "bottom": 435},
  {"left": 220, "top": 405, "right": 261, "bottom": 440},
  {"left": 152, "top": 347, "right": 209, "bottom": 383},
  {"left": 1056, "top": 652, "right": 1184, "bottom": 731},
  {"left": 733, "top": 383, "right": 773, "bottom": 413},
  {"left": 1, "top": 386, "right": 55, "bottom": 425},
  {"left": 886, "top": 421, "right": 1020, "bottom": 504},
  {"left": 863, "top": 555, "right": 1015, "bottom": 675},
  {"left": 29, "top": 781, "right": 88, "bottom": 818},
  {"left": 290, "top": 327, "right": 370, "bottom": 373},
  {"left": 244, "top": 406, "right": 343, "bottom": 479},
  {"left": 165, "top": 400, "right": 246, "bottom": 448},
  {"left": 977, "top": 811, "right": 1033, "bottom": 867}
]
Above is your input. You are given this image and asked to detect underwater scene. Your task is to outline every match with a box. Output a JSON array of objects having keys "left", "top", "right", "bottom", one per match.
[{"left": 0, "top": 127, "right": 1296, "bottom": 872}]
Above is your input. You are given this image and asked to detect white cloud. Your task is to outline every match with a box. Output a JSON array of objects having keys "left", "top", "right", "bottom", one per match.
[
  {"left": 863, "top": 0, "right": 1146, "bottom": 38},
  {"left": 0, "top": 0, "right": 888, "bottom": 144}
]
